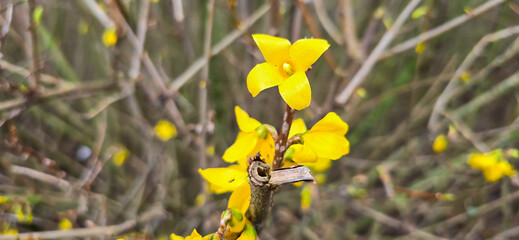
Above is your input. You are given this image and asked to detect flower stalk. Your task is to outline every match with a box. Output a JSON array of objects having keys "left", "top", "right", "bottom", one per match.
[{"left": 272, "top": 104, "right": 295, "bottom": 170}]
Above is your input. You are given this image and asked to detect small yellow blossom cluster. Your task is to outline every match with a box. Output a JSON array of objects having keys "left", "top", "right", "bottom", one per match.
[{"left": 467, "top": 149, "right": 516, "bottom": 182}]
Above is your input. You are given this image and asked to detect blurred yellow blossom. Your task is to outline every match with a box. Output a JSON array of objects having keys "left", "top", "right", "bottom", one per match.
[
  {"left": 432, "top": 134, "right": 447, "bottom": 153},
  {"left": 415, "top": 42, "right": 426, "bottom": 54},
  {"left": 2, "top": 228, "right": 18, "bottom": 235},
  {"left": 102, "top": 28, "right": 118, "bottom": 46},
  {"left": 300, "top": 184, "right": 312, "bottom": 212},
  {"left": 411, "top": 5, "right": 429, "bottom": 19},
  {"left": 468, "top": 150, "right": 516, "bottom": 182},
  {"left": 154, "top": 119, "right": 178, "bottom": 141},
  {"left": 356, "top": 88, "right": 367, "bottom": 98},
  {"left": 59, "top": 218, "right": 72, "bottom": 230},
  {"left": 0, "top": 196, "right": 9, "bottom": 204},
  {"left": 222, "top": 106, "right": 275, "bottom": 165},
  {"left": 112, "top": 147, "right": 130, "bottom": 166},
  {"left": 205, "top": 145, "right": 215, "bottom": 157},
  {"left": 247, "top": 34, "right": 329, "bottom": 110}
]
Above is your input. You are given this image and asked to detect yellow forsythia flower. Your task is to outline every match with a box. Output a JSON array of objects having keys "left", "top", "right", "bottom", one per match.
[
  {"left": 112, "top": 147, "right": 130, "bottom": 166},
  {"left": 415, "top": 42, "right": 426, "bottom": 54},
  {"left": 102, "top": 28, "right": 118, "bottom": 46},
  {"left": 154, "top": 119, "right": 178, "bottom": 141},
  {"left": 2, "top": 229, "right": 18, "bottom": 235},
  {"left": 287, "top": 112, "right": 350, "bottom": 163},
  {"left": 432, "top": 134, "right": 447, "bottom": 153},
  {"left": 59, "top": 218, "right": 72, "bottom": 230},
  {"left": 222, "top": 106, "right": 275, "bottom": 165},
  {"left": 247, "top": 34, "right": 329, "bottom": 110},
  {"left": 0, "top": 196, "right": 9, "bottom": 204},
  {"left": 467, "top": 150, "right": 516, "bottom": 182}
]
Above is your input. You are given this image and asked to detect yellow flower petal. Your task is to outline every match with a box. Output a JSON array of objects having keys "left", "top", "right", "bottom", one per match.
[
  {"left": 154, "top": 119, "right": 178, "bottom": 141},
  {"left": 252, "top": 34, "right": 291, "bottom": 65},
  {"left": 304, "top": 158, "right": 332, "bottom": 172},
  {"left": 185, "top": 229, "right": 202, "bottom": 240},
  {"left": 483, "top": 167, "right": 505, "bottom": 182},
  {"left": 497, "top": 161, "right": 516, "bottom": 176},
  {"left": 247, "top": 63, "right": 284, "bottom": 97},
  {"left": 228, "top": 182, "right": 251, "bottom": 215},
  {"left": 290, "top": 144, "right": 318, "bottom": 163},
  {"left": 198, "top": 167, "right": 248, "bottom": 193},
  {"left": 467, "top": 153, "right": 495, "bottom": 170},
  {"left": 300, "top": 112, "right": 349, "bottom": 160},
  {"left": 432, "top": 134, "right": 447, "bottom": 153},
  {"left": 308, "top": 112, "right": 348, "bottom": 135},
  {"left": 289, "top": 118, "right": 307, "bottom": 138},
  {"left": 278, "top": 72, "right": 311, "bottom": 110},
  {"left": 304, "top": 132, "right": 350, "bottom": 160},
  {"left": 228, "top": 182, "right": 251, "bottom": 233},
  {"left": 289, "top": 38, "right": 329, "bottom": 71},
  {"left": 234, "top": 106, "right": 262, "bottom": 132},
  {"left": 223, "top": 131, "right": 258, "bottom": 163},
  {"left": 250, "top": 133, "right": 275, "bottom": 165},
  {"left": 170, "top": 233, "right": 184, "bottom": 240}
]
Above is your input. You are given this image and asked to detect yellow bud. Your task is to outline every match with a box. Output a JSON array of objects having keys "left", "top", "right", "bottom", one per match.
[
  {"left": 102, "top": 28, "right": 118, "bottom": 47},
  {"left": 356, "top": 88, "right": 367, "bottom": 98},
  {"left": 415, "top": 42, "right": 426, "bottom": 54},
  {"left": 0, "top": 196, "right": 9, "bottom": 204},
  {"left": 432, "top": 134, "right": 447, "bottom": 153},
  {"left": 59, "top": 218, "right": 73, "bottom": 230},
  {"left": 154, "top": 119, "right": 178, "bottom": 141},
  {"left": 205, "top": 145, "right": 215, "bottom": 157},
  {"left": 112, "top": 147, "right": 130, "bottom": 166}
]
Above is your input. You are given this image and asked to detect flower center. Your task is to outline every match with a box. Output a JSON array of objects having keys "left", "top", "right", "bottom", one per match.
[{"left": 282, "top": 62, "right": 295, "bottom": 77}]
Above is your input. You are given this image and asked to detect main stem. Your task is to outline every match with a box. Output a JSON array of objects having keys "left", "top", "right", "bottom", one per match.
[{"left": 272, "top": 104, "right": 295, "bottom": 170}]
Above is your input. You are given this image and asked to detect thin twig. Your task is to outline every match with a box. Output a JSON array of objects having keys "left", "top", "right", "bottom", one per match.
[
  {"left": 27, "top": 0, "right": 42, "bottom": 89},
  {"left": 428, "top": 25, "right": 519, "bottom": 132},
  {"left": 128, "top": 0, "right": 150, "bottom": 80},
  {"left": 167, "top": 3, "right": 270, "bottom": 95},
  {"left": 335, "top": 0, "right": 423, "bottom": 105},
  {"left": 352, "top": 202, "right": 448, "bottom": 240},
  {"left": 11, "top": 166, "right": 71, "bottom": 191},
  {"left": 379, "top": 0, "right": 507, "bottom": 60},
  {"left": 0, "top": 81, "right": 116, "bottom": 112},
  {"left": 313, "top": 0, "right": 343, "bottom": 45},
  {"left": 272, "top": 105, "right": 295, "bottom": 170},
  {"left": 296, "top": 0, "right": 336, "bottom": 70},
  {"left": 0, "top": 207, "right": 165, "bottom": 240},
  {"left": 341, "top": 0, "right": 363, "bottom": 60}
]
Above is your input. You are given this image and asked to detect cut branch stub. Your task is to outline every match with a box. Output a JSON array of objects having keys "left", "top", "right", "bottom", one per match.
[{"left": 247, "top": 154, "right": 315, "bottom": 230}]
